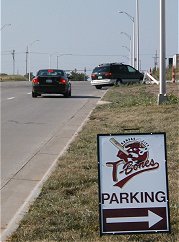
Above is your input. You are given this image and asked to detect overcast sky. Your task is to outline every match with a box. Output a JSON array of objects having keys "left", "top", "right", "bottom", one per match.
[{"left": 1, "top": 0, "right": 178, "bottom": 76}]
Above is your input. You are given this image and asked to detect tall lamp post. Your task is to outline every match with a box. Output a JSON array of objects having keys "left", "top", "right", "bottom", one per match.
[
  {"left": 122, "top": 45, "right": 131, "bottom": 65},
  {"left": 28, "top": 40, "right": 39, "bottom": 81},
  {"left": 48, "top": 53, "right": 56, "bottom": 69},
  {"left": 56, "top": 54, "right": 72, "bottom": 69},
  {"left": 25, "top": 46, "right": 28, "bottom": 75},
  {"left": 118, "top": 11, "right": 135, "bottom": 68},
  {"left": 136, "top": 0, "right": 140, "bottom": 71},
  {"left": 158, "top": 0, "right": 167, "bottom": 104},
  {"left": 11, "top": 49, "right": 15, "bottom": 75},
  {"left": 121, "top": 32, "right": 132, "bottom": 66},
  {"left": 48, "top": 53, "right": 72, "bottom": 69}
]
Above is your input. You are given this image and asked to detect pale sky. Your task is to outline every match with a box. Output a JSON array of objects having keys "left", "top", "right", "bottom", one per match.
[{"left": 1, "top": 0, "right": 178, "bottom": 76}]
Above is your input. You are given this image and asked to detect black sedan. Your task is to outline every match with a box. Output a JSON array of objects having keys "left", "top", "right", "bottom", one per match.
[{"left": 32, "top": 69, "right": 71, "bottom": 98}]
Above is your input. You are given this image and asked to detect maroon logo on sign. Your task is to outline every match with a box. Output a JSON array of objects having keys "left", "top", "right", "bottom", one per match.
[{"left": 106, "top": 138, "right": 159, "bottom": 188}]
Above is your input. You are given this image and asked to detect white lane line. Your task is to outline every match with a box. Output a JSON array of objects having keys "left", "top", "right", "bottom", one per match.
[
  {"left": 27, "top": 92, "right": 32, "bottom": 94},
  {"left": 7, "top": 97, "right": 15, "bottom": 100}
]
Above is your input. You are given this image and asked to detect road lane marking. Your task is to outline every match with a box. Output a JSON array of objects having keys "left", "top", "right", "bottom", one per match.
[
  {"left": 27, "top": 92, "right": 32, "bottom": 94},
  {"left": 7, "top": 97, "right": 15, "bottom": 100}
]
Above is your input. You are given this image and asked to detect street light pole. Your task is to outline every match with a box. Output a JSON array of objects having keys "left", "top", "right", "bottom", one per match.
[
  {"left": 28, "top": 40, "right": 39, "bottom": 81},
  {"left": 11, "top": 49, "right": 15, "bottom": 75},
  {"left": 136, "top": 0, "right": 140, "bottom": 70},
  {"left": 118, "top": 11, "right": 135, "bottom": 68},
  {"left": 122, "top": 45, "right": 130, "bottom": 65},
  {"left": 48, "top": 54, "right": 52, "bottom": 69},
  {"left": 48, "top": 52, "right": 59, "bottom": 69},
  {"left": 121, "top": 32, "right": 132, "bottom": 66},
  {"left": 25, "top": 46, "right": 28, "bottom": 75},
  {"left": 56, "top": 54, "right": 72, "bottom": 69},
  {"left": 132, "top": 20, "right": 135, "bottom": 68},
  {"left": 158, "top": 0, "right": 167, "bottom": 104}
]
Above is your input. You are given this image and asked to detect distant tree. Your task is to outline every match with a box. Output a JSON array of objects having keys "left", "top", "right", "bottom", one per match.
[{"left": 70, "top": 70, "right": 88, "bottom": 81}]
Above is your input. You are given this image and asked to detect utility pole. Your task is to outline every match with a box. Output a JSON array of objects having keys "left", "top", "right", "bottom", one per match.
[
  {"left": 84, "top": 67, "right": 86, "bottom": 81},
  {"left": 26, "top": 46, "right": 28, "bottom": 75},
  {"left": 153, "top": 50, "right": 159, "bottom": 71},
  {"left": 11, "top": 49, "right": 15, "bottom": 75}
]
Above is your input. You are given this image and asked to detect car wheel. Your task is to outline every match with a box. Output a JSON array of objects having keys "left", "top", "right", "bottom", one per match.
[
  {"left": 69, "top": 88, "right": 71, "bottom": 97},
  {"left": 115, "top": 79, "right": 122, "bottom": 86},
  {"left": 139, "top": 78, "right": 144, "bottom": 84},
  {"left": 95, "top": 85, "right": 102, "bottom": 89},
  {"left": 64, "top": 89, "right": 70, "bottom": 98},
  {"left": 32, "top": 91, "right": 38, "bottom": 98}
]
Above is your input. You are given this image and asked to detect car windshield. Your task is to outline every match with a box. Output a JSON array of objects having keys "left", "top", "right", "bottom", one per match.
[
  {"left": 37, "top": 70, "right": 64, "bottom": 76},
  {"left": 92, "top": 66, "right": 110, "bottom": 73}
]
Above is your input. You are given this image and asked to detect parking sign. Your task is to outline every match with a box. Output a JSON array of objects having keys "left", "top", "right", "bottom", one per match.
[{"left": 97, "top": 133, "right": 170, "bottom": 235}]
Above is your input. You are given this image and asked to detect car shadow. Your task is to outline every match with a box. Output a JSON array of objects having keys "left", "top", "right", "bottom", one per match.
[
  {"left": 70, "top": 95, "right": 100, "bottom": 99},
  {"left": 40, "top": 95, "right": 100, "bottom": 99}
]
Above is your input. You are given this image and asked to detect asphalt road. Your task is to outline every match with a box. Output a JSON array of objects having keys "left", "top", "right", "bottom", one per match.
[{"left": 1, "top": 80, "right": 107, "bottom": 239}]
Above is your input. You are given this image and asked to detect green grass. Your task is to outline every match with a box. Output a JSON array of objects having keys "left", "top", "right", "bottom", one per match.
[{"left": 8, "top": 83, "right": 179, "bottom": 242}]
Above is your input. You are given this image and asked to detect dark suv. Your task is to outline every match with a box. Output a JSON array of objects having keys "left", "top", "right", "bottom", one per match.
[{"left": 91, "top": 63, "right": 144, "bottom": 89}]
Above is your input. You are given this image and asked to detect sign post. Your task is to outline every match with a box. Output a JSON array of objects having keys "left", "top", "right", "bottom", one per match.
[{"left": 97, "top": 133, "right": 170, "bottom": 235}]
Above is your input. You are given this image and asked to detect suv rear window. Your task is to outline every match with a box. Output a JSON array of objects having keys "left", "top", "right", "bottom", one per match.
[{"left": 92, "top": 66, "right": 110, "bottom": 73}]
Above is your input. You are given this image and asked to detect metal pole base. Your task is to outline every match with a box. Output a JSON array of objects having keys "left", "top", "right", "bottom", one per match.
[{"left": 157, "top": 94, "right": 167, "bottom": 105}]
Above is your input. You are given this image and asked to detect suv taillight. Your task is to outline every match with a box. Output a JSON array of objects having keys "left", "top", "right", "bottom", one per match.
[
  {"left": 59, "top": 78, "right": 67, "bottom": 84},
  {"left": 32, "top": 77, "right": 39, "bottom": 84},
  {"left": 91, "top": 74, "right": 96, "bottom": 79},
  {"left": 104, "top": 72, "right": 112, "bottom": 78}
]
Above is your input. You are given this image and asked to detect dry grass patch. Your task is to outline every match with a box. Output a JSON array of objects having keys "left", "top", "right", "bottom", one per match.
[
  {"left": 0, "top": 74, "right": 28, "bottom": 81},
  {"left": 8, "top": 83, "right": 179, "bottom": 242}
]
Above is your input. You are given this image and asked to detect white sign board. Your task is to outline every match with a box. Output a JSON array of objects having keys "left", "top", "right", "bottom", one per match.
[{"left": 97, "top": 133, "right": 170, "bottom": 235}]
